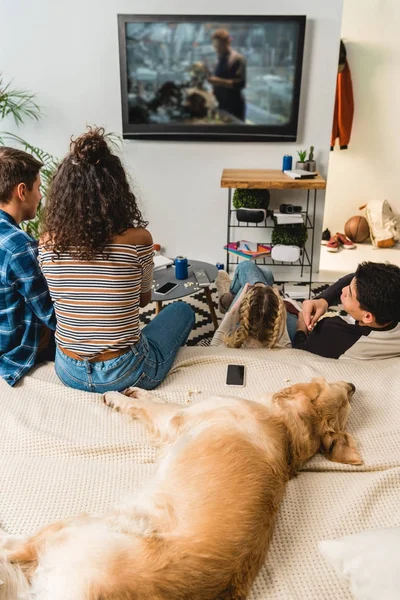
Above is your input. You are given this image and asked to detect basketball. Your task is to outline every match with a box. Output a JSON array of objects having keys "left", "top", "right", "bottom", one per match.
[{"left": 344, "top": 216, "right": 370, "bottom": 243}]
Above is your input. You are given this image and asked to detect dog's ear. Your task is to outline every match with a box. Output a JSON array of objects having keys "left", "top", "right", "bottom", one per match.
[{"left": 321, "top": 430, "right": 362, "bottom": 465}]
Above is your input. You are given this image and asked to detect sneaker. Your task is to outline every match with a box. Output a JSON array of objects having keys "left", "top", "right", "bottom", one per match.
[
  {"left": 336, "top": 232, "right": 356, "bottom": 249},
  {"left": 215, "top": 270, "right": 233, "bottom": 314},
  {"left": 326, "top": 235, "right": 340, "bottom": 252},
  {"left": 321, "top": 228, "right": 331, "bottom": 246}
]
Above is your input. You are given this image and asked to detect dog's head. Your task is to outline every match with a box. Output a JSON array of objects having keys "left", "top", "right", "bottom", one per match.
[{"left": 272, "top": 377, "right": 361, "bottom": 466}]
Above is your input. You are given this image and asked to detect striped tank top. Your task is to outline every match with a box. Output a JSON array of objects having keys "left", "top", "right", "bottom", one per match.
[{"left": 39, "top": 243, "right": 154, "bottom": 357}]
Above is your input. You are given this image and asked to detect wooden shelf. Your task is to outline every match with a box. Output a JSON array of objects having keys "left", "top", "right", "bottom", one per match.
[{"left": 221, "top": 168, "right": 326, "bottom": 190}]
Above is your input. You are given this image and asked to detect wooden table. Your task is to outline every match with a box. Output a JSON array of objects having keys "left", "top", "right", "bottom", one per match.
[
  {"left": 220, "top": 169, "right": 327, "bottom": 292},
  {"left": 221, "top": 169, "right": 326, "bottom": 190}
]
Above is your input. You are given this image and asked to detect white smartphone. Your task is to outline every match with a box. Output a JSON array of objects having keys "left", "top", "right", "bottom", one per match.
[
  {"left": 226, "top": 364, "right": 245, "bottom": 387},
  {"left": 155, "top": 281, "right": 179, "bottom": 295},
  {"left": 193, "top": 268, "right": 210, "bottom": 287}
]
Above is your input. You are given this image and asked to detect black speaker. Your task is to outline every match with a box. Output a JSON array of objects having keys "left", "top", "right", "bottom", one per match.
[{"left": 236, "top": 208, "right": 267, "bottom": 224}]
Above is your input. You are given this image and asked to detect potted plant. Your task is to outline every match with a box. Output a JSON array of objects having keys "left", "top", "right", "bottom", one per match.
[
  {"left": 271, "top": 223, "right": 308, "bottom": 248},
  {"left": 233, "top": 188, "right": 270, "bottom": 223},
  {"left": 295, "top": 149, "right": 307, "bottom": 170},
  {"left": 305, "top": 146, "right": 316, "bottom": 172}
]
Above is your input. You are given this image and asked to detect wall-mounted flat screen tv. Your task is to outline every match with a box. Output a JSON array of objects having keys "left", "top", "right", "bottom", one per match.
[{"left": 118, "top": 14, "right": 306, "bottom": 142}]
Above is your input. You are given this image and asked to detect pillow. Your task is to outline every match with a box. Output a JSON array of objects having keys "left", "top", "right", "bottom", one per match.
[{"left": 319, "top": 527, "right": 400, "bottom": 600}]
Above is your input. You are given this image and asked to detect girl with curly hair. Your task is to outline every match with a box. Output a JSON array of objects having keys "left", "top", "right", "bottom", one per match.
[{"left": 39, "top": 127, "right": 194, "bottom": 393}]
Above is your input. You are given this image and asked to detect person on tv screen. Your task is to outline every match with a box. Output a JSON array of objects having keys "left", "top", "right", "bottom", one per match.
[{"left": 208, "top": 28, "right": 246, "bottom": 122}]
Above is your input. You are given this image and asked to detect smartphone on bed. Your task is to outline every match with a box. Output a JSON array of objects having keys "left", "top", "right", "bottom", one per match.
[
  {"left": 156, "top": 282, "right": 179, "bottom": 296},
  {"left": 226, "top": 364, "right": 245, "bottom": 387}
]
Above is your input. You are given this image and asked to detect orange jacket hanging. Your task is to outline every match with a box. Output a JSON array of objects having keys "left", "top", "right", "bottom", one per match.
[{"left": 331, "top": 60, "right": 354, "bottom": 149}]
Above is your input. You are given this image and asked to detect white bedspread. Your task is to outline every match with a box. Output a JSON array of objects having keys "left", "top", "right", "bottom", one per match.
[{"left": 1, "top": 347, "right": 399, "bottom": 599}]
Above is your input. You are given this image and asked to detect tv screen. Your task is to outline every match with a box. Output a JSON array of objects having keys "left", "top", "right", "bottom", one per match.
[{"left": 118, "top": 15, "right": 306, "bottom": 142}]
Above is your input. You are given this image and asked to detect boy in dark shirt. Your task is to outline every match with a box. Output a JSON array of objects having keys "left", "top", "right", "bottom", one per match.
[{"left": 296, "top": 262, "right": 400, "bottom": 359}]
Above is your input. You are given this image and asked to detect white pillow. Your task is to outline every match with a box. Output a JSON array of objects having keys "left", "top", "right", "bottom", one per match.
[{"left": 319, "top": 527, "right": 400, "bottom": 600}]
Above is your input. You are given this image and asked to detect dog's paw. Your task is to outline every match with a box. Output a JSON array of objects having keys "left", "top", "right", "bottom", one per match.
[
  {"left": 103, "top": 391, "right": 134, "bottom": 412},
  {"left": 123, "top": 387, "right": 142, "bottom": 398},
  {"left": 123, "top": 387, "right": 166, "bottom": 403}
]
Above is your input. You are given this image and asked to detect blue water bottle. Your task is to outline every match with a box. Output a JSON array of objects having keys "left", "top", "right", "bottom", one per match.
[
  {"left": 282, "top": 155, "right": 293, "bottom": 171},
  {"left": 175, "top": 256, "right": 188, "bottom": 280}
]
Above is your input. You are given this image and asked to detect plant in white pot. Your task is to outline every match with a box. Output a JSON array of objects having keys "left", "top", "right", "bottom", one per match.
[
  {"left": 295, "top": 149, "right": 307, "bottom": 170},
  {"left": 305, "top": 146, "right": 316, "bottom": 172}
]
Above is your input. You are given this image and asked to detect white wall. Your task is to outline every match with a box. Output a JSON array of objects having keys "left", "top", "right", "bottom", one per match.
[
  {"left": 323, "top": 0, "right": 400, "bottom": 235},
  {"left": 0, "top": 0, "right": 343, "bottom": 271}
]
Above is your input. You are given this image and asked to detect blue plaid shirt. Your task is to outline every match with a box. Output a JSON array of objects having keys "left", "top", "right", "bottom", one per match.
[{"left": 0, "top": 210, "right": 56, "bottom": 386}]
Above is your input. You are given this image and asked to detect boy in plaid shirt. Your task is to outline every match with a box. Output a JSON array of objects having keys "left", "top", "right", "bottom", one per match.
[{"left": 0, "top": 147, "right": 56, "bottom": 386}]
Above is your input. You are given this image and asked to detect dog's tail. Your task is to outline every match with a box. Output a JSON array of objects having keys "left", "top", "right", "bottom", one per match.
[{"left": 0, "top": 559, "right": 32, "bottom": 600}]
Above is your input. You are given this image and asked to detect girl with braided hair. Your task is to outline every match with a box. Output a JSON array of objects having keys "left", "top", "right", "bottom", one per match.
[{"left": 212, "top": 262, "right": 297, "bottom": 349}]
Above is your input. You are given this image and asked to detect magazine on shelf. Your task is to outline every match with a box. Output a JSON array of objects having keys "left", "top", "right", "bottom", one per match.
[
  {"left": 273, "top": 210, "right": 304, "bottom": 225},
  {"left": 284, "top": 169, "right": 317, "bottom": 179},
  {"left": 223, "top": 241, "right": 271, "bottom": 259}
]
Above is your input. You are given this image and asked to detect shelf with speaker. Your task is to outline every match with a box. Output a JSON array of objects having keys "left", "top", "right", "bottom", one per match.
[{"left": 220, "top": 169, "right": 327, "bottom": 295}]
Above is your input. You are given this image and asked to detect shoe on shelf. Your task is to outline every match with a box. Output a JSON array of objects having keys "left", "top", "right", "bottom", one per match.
[
  {"left": 321, "top": 228, "right": 331, "bottom": 246},
  {"left": 326, "top": 235, "right": 340, "bottom": 252},
  {"left": 215, "top": 270, "right": 233, "bottom": 314},
  {"left": 335, "top": 232, "right": 356, "bottom": 249}
]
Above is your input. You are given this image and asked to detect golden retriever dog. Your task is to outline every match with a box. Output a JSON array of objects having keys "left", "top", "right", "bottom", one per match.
[{"left": 0, "top": 378, "right": 361, "bottom": 600}]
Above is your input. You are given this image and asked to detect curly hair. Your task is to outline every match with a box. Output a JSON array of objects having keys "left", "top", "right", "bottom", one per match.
[
  {"left": 225, "top": 285, "right": 286, "bottom": 348},
  {"left": 42, "top": 126, "right": 148, "bottom": 260}
]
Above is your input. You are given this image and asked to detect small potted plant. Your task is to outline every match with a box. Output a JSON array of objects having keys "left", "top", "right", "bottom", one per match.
[
  {"left": 295, "top": 149, "right": 307, "bottom": 170},
  {"left": 272, "top": 223, "right": 308, "bottom": 248},
  {"left": 233, "top": 188, "right": 270, "bottom": 223},
  {"left": 305, "top": 146, "right": 316, "bottom": 172}
]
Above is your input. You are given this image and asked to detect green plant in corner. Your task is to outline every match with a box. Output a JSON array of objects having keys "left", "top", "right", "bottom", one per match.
[
  {"left": 297, "top": 149, "right": 307, "bottom": 163},
  {"left": 0, "top": 74, "right": 58, "bottom": 237},
  {"left": 308, "top": 145, "right": 314, "bottom": 161}
]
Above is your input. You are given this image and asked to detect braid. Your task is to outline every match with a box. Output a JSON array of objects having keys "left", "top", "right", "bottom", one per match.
[
  {"left": 225, "top": 285, "right": 286, "bottom": 349},
  {"left": 225, "top": 289, "right": 254, "bottom": 348},
  {"left": 269, "top": 291, "right": 286, "bottom": 347}
]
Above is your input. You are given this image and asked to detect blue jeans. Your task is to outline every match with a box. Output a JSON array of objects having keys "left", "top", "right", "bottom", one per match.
[
  {"left": 55, "top": 302, "right": 195, "bottom": 393},
  {"left": 230, "top": 262, "right": 298, "bottom": 343}
]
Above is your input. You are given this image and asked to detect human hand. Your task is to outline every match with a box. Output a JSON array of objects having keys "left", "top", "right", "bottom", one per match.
[
  {"left": 208, "top": 76, "right": 219, "bottom": 85},
  {"left": 301, "top": 298, "right": 328, "bottom": 331}
]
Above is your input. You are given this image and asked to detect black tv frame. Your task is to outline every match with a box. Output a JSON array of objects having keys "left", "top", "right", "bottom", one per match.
[{"left": 118, "top": 14, "right": 306, "bottom": 142}]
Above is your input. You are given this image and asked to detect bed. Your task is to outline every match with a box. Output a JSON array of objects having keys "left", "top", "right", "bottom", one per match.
[{"left": 1, "top": 347, "right": 399, "bottom": 599}]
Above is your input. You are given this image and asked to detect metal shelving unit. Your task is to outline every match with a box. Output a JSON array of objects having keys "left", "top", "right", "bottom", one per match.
[{"left": 221, "top": 169, "right": 327, "bottom": 296}]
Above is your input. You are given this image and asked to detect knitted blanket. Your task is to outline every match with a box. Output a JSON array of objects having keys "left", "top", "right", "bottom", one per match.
[{"left": 1, "top": 347, "right": 399, "bottom": 599}]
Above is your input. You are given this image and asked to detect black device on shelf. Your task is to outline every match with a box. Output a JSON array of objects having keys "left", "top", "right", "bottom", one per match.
[
  {"left": 236, "top": 208, "right": 266, "bottom": 223},
  {"left": 280, "top": 203, "right": 302, "bottom": 214}
]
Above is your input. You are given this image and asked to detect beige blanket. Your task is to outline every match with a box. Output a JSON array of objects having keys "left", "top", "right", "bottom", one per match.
[{"left": 1, "top": 347, "right": 400, "bottom": 599}]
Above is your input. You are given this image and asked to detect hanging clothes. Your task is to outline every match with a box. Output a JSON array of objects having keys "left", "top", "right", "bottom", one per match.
[{"left": 331, "top": 40, "right": 354, "bottom": 150}]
